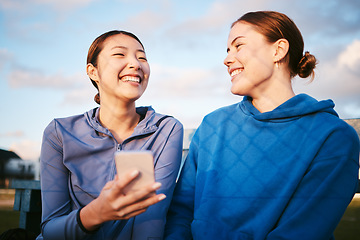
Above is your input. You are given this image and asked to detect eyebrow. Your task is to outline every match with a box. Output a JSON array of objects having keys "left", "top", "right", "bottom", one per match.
[
  {"left": 111, "top": 46, "right": 145, "bottom": 53},
  {"left": 227, "top": 36, "right": 244, "bottom": 53}
]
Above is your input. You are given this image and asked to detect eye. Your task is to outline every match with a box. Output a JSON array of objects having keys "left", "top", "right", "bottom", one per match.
[
  {"left": 113, "top": 53, "right": 125, "bottom": 56},
  {"left": 138, "top": 57, "right": 147, "bottom": 61},
  {"left": 235, "top": 43, "right": 243, "bottom": 49}
]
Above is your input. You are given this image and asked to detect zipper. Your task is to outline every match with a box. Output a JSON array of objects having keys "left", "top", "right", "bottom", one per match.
[
  {"left": 112, "top": 142, "right": 123, "bottom": 180},
  {"left": 116, "top": 143, "right": 122, "bottom": 151}
]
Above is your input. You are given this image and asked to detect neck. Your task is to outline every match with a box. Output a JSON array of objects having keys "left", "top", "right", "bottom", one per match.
[
  {"left": 251, "top": 71, "right": 295, "bottom": 113},
  {"left": 98, "top": 100, "right": 139, "bottom": 143}
]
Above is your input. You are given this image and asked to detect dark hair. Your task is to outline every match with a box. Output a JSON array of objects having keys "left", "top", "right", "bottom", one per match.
[
  {"left": 87, "top": 30, "right": 145, "bottom": 104},
  {"left": 232, "top": 11, "right": 317, "bottom": 80}
]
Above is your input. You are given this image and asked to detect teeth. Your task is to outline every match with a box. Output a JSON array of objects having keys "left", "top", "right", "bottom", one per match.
[
  {"left": 230, "top": 69, "right": 243, "bottom": 77},
  {"left": 121, "top": 76, "right": 140, "bottom": 83}
]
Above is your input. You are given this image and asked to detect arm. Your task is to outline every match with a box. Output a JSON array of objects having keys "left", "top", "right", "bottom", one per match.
[
  {"left": 131, "top": 119, "right": 184, "bottom": 239},
  {"left": 164, "top": 129, "right": 199, "bottom": 240},
  {"left": 40, "top": 120, "right": 87, "bottom": 239},
  {"left": 267, "top": 125, "right": 360, "bottom": 240}
]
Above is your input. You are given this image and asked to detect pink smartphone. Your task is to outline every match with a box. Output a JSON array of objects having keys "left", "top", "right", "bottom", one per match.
[{"left": 115, "top": 150, "right": 155, "bottom": 194}]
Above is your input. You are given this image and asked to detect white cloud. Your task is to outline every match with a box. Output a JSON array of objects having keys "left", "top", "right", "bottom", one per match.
[
  {"left": 143, "top": 63, "right": 230, "bottom": 100},
  {"left": 8, "top": 68, "right": 85, "bottom": 89},
  {"left": 293, "top": 39, "right": 360, "bottom": 118},
  {"left": 338, "top": 39, "right": 360, "bottom": 73},
  {"left": 0, "top": 131, "right": 24, "bottom": 138},
  {"left": 9, "top": 140, "right": 41, "bottom": 161},
  {"left": 167, "top": 0, "right": 272, "bottom": 37},
  {"left": 0, "top": 49, "right": 13, "bottom": 71},
  {"left": 62, "top": 84, "right": 97, "bottom": 106},
  {"left": 0, "top": 0, "right": 96, "bottom": 11},
  {"left": 120, "top": 10, "right": 171, "bottom": 36}
]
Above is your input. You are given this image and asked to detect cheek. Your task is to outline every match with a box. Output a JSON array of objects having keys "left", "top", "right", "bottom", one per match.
[{"left": 142, "top": 64, "right": 150, "bottom": 79}]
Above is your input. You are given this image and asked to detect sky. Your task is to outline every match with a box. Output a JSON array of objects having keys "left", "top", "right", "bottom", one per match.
[{"left": 0, "top": 0, "right": 360, "bottom": 161}]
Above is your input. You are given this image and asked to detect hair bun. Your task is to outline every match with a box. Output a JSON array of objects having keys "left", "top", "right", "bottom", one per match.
[
  {"left": 297, "top": 51, "right": 317, "bottom": 79},
  {"left": 94, "top": 93, "right": 100, "bottom": 105}
]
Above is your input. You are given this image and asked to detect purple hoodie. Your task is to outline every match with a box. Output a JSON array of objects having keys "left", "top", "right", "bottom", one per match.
[{"left": 38, "top": 106, "right": 183, "bottom": 240}]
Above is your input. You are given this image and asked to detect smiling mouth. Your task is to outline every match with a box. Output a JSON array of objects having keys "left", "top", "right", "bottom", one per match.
[
  {"left": 121, "top": 76, "right": 141, "bottom": 83},
  {"left": 230, "top": 69, "right": 243, "bottom": 77}
]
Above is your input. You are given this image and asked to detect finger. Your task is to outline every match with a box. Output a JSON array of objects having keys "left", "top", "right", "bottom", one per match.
[
  {"left": 109, "top": 170, "right": 139, "bottom": 197},
  {"left": 115, "top": 181, "right": 162, "bottom": 207},
  {"left": 116, "top": 193, "right": 166, "bottom": 219},
  {"left": 119, "top": 208, "right": 147, "bottom": 219}
]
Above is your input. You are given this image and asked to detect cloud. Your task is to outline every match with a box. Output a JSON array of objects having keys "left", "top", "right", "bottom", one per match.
[
  {"left": 119, "top": 9, "right": 171, "bottom": 36},
  {"left": 8, "top": 67, "right": 85, "bottom": 89},
  {"left": 0, "top": 49, "right": 13, "bottom": 71},
  {"left": 0, "top": 131, "right": 25, "bottom": 138},
  {"left": 338, "top": 39, "right": 360, "bottom": 73},
  {"left": 293, "top": 39, "right": 360, "bottom": 118},
  {"left": 285, "top": 0, "right": 360, "bottom": 39},
  {"left": 143, "top": 63, "right": 230, "bottom": 100},
  {"left": 0, "top": 0, "right": 98, "bottom": 41},
  {"left": 167, "top": 0, "right": 272, "bottom": 37},
  {"left": 9, "top": 140, "right": 41, "bottom": 161},
  {"left": 0, "top": 0, "right": 96, "bottom": 12},
  {"left": 62, "top": 84, "right": 97, "bottom": 106}
]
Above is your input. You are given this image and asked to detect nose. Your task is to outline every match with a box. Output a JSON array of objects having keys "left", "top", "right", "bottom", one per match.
[
  {"left": 223, "top": 52, "right": 234, "bottom": 67},
  {"left": 128, "top": 56, "right": 141, "bottom": 70}
]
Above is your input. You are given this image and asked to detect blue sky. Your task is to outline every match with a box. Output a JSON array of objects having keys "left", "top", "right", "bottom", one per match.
[{"left": 1, "top": 0, "right": 360, "bottom": 161}]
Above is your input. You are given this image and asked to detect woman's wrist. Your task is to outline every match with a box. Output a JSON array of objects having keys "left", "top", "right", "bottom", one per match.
[{"left": 78, "top": 201, "right": 102, "bottom": 233}]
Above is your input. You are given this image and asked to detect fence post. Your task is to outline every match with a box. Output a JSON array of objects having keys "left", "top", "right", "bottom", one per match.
[{"left": 10, "top": 179, "right": 41, "bottom": 235}]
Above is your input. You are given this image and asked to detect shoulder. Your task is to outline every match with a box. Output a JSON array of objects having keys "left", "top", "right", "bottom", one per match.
[
  {"left": 43, "top": 111, "right": 90, "bottom": 136},
  {"left": 313, "top": 115, "right": 360, "bottom": 163},
  {"left": 202, "top": 102, "right": 240, "bottom": 124},
  {"left": 315, "top": 112, "right": 359, "bottom": 140},
  {"left": 144, "top": 106, "right": 183, "bottom": 130}
]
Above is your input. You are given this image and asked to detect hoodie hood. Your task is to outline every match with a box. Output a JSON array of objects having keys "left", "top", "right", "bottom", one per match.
[{"left": 240, "top": 94, "right": 338, "bottom": 122}]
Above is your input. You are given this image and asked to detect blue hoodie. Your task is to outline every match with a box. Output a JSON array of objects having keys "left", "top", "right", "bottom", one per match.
[
  {"left": 165, "top": 94, "right": 359, "bottom": 240},
  {"left": 38, "top": 106, "right": 183, "bottom": 240}
]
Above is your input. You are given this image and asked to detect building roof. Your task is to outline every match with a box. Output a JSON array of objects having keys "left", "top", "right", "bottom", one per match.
[{"left": 0, "top": 149, "right": 21, "bottom": 162}]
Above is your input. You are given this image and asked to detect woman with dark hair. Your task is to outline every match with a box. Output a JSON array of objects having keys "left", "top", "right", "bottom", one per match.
[
  {"left": 37, "top": 30, "right": 183, "bottom": 239},
  {"left": 165, "top": 11, "right": 359, "bottom": 240}
]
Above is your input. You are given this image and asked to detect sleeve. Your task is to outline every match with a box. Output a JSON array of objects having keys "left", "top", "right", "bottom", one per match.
[
  {"left": 39, "top": 120, "right": 90, "bottom": 239},
  {"left": 131, "top": 119, "right": 184, "bottom": 239},
  {"left": 267, "top": 124, "right": 360, "bottom": 240},
  {"left": 164, "top": 128, "right": 199, "bottom": 240}
]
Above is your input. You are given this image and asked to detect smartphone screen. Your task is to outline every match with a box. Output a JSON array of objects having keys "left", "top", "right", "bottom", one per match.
[{"left": 115, "top": 150, "right": 155, "bottom": 194}]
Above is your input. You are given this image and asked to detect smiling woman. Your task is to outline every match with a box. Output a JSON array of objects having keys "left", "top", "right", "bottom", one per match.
[
  {"left": 165, "top": 11, "right": 359, "bottom": 240},
  {"left": 37, "top": 30, "right": 183, "bottom": 240}
]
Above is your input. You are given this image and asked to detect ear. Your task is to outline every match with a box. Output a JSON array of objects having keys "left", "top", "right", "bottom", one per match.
[
  {"left": 86, "top": 63, "right": 99, "bottom": 83},
  {"left": 273, "top": 38, "right": 289, "bottom": 62}
]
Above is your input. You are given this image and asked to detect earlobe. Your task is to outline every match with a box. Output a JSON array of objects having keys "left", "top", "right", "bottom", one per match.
[
  {"left": 274, "top": 39, "right": 289, "bottom": 62},
  {"left": 86, "top": 63, "right": 99, "bottom": 82}
]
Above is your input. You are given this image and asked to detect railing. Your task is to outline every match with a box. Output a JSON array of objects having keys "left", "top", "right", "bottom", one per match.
[
  {"left": 9, "top": 176, "right": 360, "bottom": 236},
  {"left": 8, "top": 120, "right": 360, "bottom": 236}
]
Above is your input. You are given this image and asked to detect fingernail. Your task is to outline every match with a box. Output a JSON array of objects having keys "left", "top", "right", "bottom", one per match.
[
  {"left": 130, "top": 170, "right": 139, "bottom": 177},
  {"left": 152, "top": 182, "right": 162, "bottom": 190},
  {"left": 158, "top": 194, "right": 166, "bottom": 201}
]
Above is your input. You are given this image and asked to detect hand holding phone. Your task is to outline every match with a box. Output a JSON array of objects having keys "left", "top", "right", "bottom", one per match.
[{"left": 115, "top": 150, "right": 155, "bottom": 194}]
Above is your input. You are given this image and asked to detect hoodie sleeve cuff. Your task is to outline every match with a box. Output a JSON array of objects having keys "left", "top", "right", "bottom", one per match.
[{"left": 76, "top": 207, "right": 99, "bottom": 234}]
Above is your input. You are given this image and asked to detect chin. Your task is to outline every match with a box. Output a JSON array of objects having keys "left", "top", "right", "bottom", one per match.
[{"left": 230, "top": 87, "right": 245, "bottom": 97}]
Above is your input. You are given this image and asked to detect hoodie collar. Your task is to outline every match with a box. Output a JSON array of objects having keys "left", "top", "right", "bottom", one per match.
[
  {"left": 85, "top": 106, "right": 162, "bottom": 137},
  {"left": 240, "top": 94, "right": 338, "bottom": 122}
]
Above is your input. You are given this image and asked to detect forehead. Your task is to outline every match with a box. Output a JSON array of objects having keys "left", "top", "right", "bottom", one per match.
[
  {"left": 102, "top": 34, "right": 144, "bottom": 51},
  {"left": 227, "top": 22, "right": 258, "bottom": 46}
]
